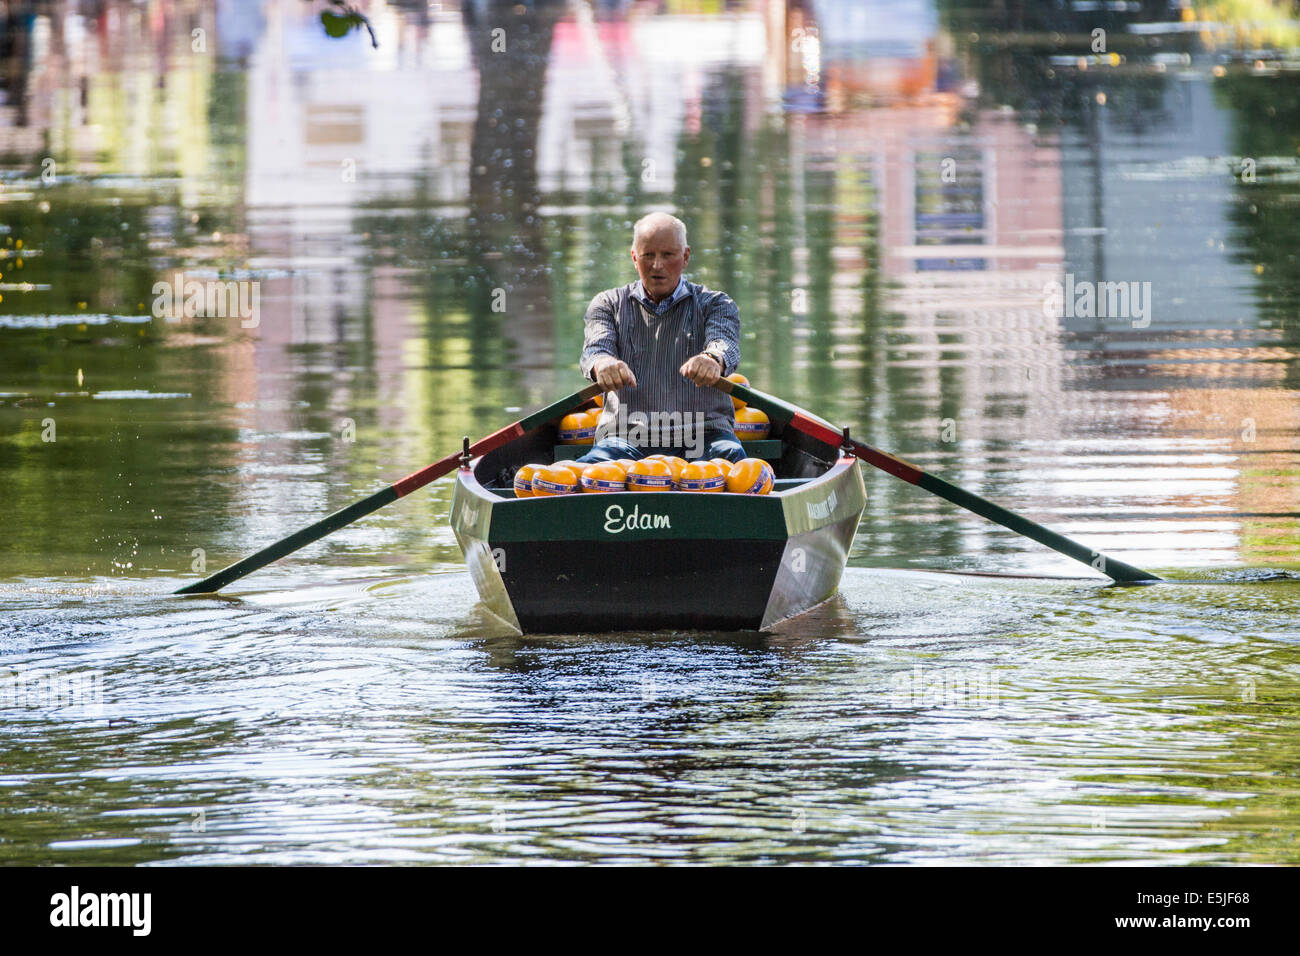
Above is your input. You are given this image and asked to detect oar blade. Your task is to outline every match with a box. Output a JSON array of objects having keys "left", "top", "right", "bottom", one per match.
[
  {"left": 175, "top": 486, "right": 399, "bottom": 594},
  {"left": 174, "top": 384, "right": 602, "bottom": 595},
  {"left": 713, "top": 380, "right": 1161, "bottom": 584},
  {"left": 910, "top": 465, "right": 1160, "bottom": 584}
]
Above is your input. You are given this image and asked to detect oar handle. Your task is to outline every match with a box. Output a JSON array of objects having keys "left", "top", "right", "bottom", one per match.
[{"left": 714, "top": 379, "right": 1161, "bottom": 584}]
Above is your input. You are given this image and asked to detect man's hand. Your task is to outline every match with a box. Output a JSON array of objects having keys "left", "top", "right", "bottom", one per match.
[
  {"left": 680, "top": 353, "right": 722, "bottom": 387},
  {"left": 592, "top": 356, "right": 637, "bottom": 391}
]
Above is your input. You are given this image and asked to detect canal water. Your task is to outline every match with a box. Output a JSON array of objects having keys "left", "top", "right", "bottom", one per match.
[{"left": 1, "top": 0, "right": 1297, "bottom": 864}]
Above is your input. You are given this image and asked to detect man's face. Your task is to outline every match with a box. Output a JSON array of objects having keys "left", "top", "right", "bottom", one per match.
[{"left": 631, "top": 227, "right": 690, "bottom": 301}]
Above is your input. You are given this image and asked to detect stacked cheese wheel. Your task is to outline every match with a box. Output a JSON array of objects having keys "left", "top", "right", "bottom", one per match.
[
  {"left": 513, "top": 456, "right": 773, "bottom": 497},
  {"left": 512, "top": 372, "right": 774, "bottom": 496}
]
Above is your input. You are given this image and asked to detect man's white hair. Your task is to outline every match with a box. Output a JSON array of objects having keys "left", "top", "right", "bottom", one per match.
[{"left": 632, "top": 212, "right": 688, "bottom": 250}]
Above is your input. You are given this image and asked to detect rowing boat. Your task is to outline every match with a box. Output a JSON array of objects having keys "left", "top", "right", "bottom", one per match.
[
  {"left": 177, "top": 379, "right": 1158, "bottom": 602},
  {"left": 450, "top": 393, "right": 866, "bottom": 633}
]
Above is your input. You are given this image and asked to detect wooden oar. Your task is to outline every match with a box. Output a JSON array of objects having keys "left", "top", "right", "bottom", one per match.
[
  {"left": 175, "top": 384, "right": 601, "bottom": 594},
  {"left": 714, "top": 380, "right": 1161, "bottom": 584}
]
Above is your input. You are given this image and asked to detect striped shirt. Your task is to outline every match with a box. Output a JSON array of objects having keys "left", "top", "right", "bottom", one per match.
[{"left": 580, "top": 278, "right": 741, "bottom": 446}]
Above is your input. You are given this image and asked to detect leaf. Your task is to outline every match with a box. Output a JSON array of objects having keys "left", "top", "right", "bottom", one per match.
[{"left": 320, "top": 10, "right": 358, "bottom": 39}]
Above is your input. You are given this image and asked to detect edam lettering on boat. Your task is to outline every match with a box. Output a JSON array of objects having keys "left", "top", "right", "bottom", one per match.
[{"left": 448, "top": 382, "right": 866, "bottom": 632}]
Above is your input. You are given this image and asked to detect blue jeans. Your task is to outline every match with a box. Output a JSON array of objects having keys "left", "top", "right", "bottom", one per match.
[{"left": 575, "top": 428, "right": 746, "bottom": 464}]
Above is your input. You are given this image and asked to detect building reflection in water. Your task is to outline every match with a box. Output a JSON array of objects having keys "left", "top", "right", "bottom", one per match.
[{"left": 0, "top": 0, "right": 1295, "bottom": 570}]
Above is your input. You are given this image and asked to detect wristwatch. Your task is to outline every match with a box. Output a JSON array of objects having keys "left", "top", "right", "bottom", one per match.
[{"left": 703, "top": 344, "right": 727, "bottom": 370}]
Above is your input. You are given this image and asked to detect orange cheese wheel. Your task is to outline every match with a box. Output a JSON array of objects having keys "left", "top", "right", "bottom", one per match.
[
  {"left": 726, "top": 372, "right": 750, "bottom": 409},
  {"left": 558, "top": 410, "right": 597, "bottom": 445},
  {"left": 659, "top": 456, "right": 689, "bottom": 483},
  {"left": 676, "top": 460, "right": 726, "bottom": 492},
  {"left": 580, "top": 462, "right": 626, "bottom": 493},
  {"left": 531, "top": 464, "right": 580, "bottom": 496},
  {"left": 552, "top": 460, "right": 587, "bottom": 483},
  {"left": 625, "top": 458, "right": 675, "bottom": 492},
  {"left": 725, "top": 457, "right": 774, "bottom": 495},
  {"left": 513, "top": 463, "right": 543, "bottom": 498},
  {"left": 734, "top": 406, "right": 770, "bottom": 441}
]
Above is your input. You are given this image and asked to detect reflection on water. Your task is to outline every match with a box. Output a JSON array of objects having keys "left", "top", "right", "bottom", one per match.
[
  {"left": 3, "top": 568, "right": 1298, "bottom": 864},
  {"left": 0, "top": 0, "right": 1297, "bottom": 864}
]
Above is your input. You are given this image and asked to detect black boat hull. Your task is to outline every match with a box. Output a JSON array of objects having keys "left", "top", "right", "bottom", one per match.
[{"left": 452, "top": 450, "right": 866, "bottom": 634}]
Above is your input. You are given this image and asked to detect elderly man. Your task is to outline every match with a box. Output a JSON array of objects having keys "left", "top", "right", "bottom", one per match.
[{"left": 576, "top": 212, "right": 744, "bottom": 464}]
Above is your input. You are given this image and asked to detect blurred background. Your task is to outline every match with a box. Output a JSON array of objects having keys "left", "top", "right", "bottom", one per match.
[
  {"left": 0, "top": 0, "right": 1297, "bottom": 579},
  {"left": 2, "top": 0, "right": 1299, "bottom": 868}
]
